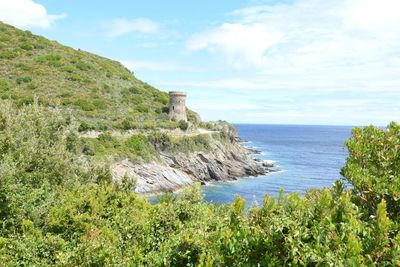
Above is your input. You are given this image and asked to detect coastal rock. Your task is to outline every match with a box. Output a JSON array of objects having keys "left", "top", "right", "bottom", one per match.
[
  {"left": 112, "top": 131, "right": 266, "bottom": 194},
  {"left": 112, "top": 160, "right": 194, "bottom": 194},
  {"left": 262, "top": 160, "right": 276, "bottom": 168}
]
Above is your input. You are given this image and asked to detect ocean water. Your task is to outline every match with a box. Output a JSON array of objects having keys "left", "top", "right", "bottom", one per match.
[{"left": 202, "top": 124, "right": 353, "bottom": 205}]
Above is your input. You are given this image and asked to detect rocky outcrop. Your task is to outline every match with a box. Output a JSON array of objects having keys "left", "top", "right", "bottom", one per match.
[
  {"left": 112, "top": 160, "right": 193, "bottom": 194},
  {"left": 112, "top": 131, "right": 267, "bottom": 194}
]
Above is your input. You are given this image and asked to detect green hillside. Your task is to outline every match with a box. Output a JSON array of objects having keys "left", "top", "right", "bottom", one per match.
[{"left": 0, "top": 22, "right": 195, "bottom": 131}]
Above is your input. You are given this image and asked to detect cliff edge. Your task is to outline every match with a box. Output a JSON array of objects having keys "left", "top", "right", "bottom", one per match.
[{"left": 112, "top": 124, "right": 267, "bottom": 194}]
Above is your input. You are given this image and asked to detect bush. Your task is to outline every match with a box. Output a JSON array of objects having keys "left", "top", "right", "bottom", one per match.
[
  {"left": 0, "top": 101, "right": 96, "bottom": 235},
  {"left": 16, "top": 96, "right": 34, "bottom": 106},
  {"left": 135, "top": 103, "right": 149, "bottom": 113},
  {"left": 342, "top": 123, "right": 400, "bottom": 220},
  {"left": 75, "top": 61, "right": 91, "bottom": 71},
  {"left": 36, "top": 54, "right": 62, "bottom": 67},
  {"left": 26, "top": 83, "right": 37, "bottom": 90},
  {"left": 148, "top": 132, "right": 171, "bottom": 150},
  {"left": 93, "top": 99, "right": 107, "bottom": 110},
  {"left": 178, "top": 120, "right": 189, "bottom": 131},
  {"left": 16, "top": 76, "right": 32, "bottom": 84},
  {"left": 143, "top": 120, "right": 155, "bottom": 130},
  {"left": 0, "top": 50, "right": 18, "bottom": 59},
  {"left": 120, "top": 73, "right": 131, "bottom": 81},
  {"left": 168, "top": 134, "right": 211, "bottom": 153},
  {"left": 0, "top": 78, "right": 9, "bottom": 92},
  {"left": 124, "top": 135, "right": 155, "bottom": 161},
  {"left": 61, "top": 65, "right": 75, "bottom": 73},
  {"left": 74, "top": 99, "right": 95, "bottom": 111},
  {"left": 78, "top": 121, "right": 93, "bottom": 132},
  {"left": 187, "top": 110, "right": 201, "bottom": 125},
  {"left": 20, "top": 42, "right": 34, "bottom": 50},
  {"left": 119, "top": 118, "right": 137, "bottom": 130},
  {"left": 1, "top": 105, "right": 400, "bottom": 265}
]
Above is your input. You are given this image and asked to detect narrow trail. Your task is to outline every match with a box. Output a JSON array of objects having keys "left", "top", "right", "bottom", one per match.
[{"left": 79, "top": 128, "right": 219, "bottom": 139}]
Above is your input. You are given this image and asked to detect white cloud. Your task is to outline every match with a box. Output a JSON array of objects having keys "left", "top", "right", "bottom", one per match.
[
  {"left": 105, "top": 18, "right": 160, "bottom": 37},
  {"left": 122, "top": 59, "right": 201, "bottom": 73},
  {"left": 342, "top": 0, "right": 400, "bottom": 32},
  {"left": 187, "top": 23, "right": 282, "bottom": 68},
  {"left": 187, "top": 0, "right": 400, "bottom": 72},
  {"left": 185, "top": 0, "right": 400, "bottom": 93},
  {"left": 121, "top": 59, "right": 182, "bottom": 72},
  {"left": 0, "top": 0, "right": 66, "bottom": 29},
  {"left": 161, "top": 78, "right": 264, "bottom": 90}
]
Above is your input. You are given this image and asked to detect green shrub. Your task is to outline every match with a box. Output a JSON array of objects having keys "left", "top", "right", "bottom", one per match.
[
  {"left": 82, "top": 141, "right": 95, "bottom": 156},
  {"left": 93, "top": 99, "right": 107, "bottom": 110},
  {"left": 16, "top": 76, "right": 32, "bottom": 84},
  {"left": 156, "top": 94, "right": 169, "bottom": 105},
  {"left": 119, "top": 118, "right": 137, "bottom": 130},
  {"left": 36, "top": 54, "right": 62, "bottom": 67},
  {"left": 0, "top": 78, "right": 9, "bottom": 92},
  {"left": 75, "top": 61, "right": 91, "bottom": 71},
  {"left": 44, "top": 54, "right": 61, "bottom": 61},
  {"left": 0, "top": 50, "right": 17, "bottom": 59},
  {"left": 26, "top": 83, "right": 37, "bottom": 90},
  {"left": 68, "top": 74, "right": 84, "bottom": 82},
  {"left": 125, "top": 134, "right": 155, "bottom": 161},
  {"left": 96, "top": 132, "right": 111, "bottom": 142},
  {"left": 168, "top": 134, "right": 211, "bottom": 153},
  {"left": 74, "top": 99, "right": 95, "bottom": 111},
  {"left": 16, "top": 63, "right": 31, "bottom": 71},
  {"left": 342, "top": 123, "right": 400, "bottom": 220},
  {"left": 34, "top": 37, "right": 48, "bottom": 49},
  {"left": 16, "top": 96, "right": 34, "bottom": 106},
  {"left": 126, "top": 86, "right": 137, "bottom": 94},
  {"left": 178, "top": 120, "right": 189, "bottom": 131},
  {"left": 143, "top": 120, "right": 155, "bottom": 130},
  {"left": 135, "top": 103, "right": 149, "bottom": 113},
  {"left": 78, "top": 121, "right": 92, "bottom": 132},
  {"left": 61, "top": 65, "right": 75, "bottom": 73},
  {"left": 0, "top": 101, "right": 94, "bottom": 234},
  {"left": 20, "top": 42, "right": 34, "bottom": 50},
  {"left": 120, "top": 73, "right": 131, "bottom": 80},
  {"left": 148, "top": 132, "right": 171, "bottom": 150}
]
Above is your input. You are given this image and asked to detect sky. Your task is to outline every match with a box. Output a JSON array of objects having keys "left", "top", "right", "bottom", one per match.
[{"left": 0, "top": 0, "right": 400, "bottom": 126}]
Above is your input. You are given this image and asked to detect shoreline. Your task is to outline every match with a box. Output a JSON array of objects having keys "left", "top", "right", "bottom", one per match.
[{"left": 114, "top": 130, "right": 272, "bottom": 195}]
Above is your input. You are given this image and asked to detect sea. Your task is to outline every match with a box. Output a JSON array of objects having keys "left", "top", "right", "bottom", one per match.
[{"left": 202, "top": 124, "right": 354, "bottom": 205}]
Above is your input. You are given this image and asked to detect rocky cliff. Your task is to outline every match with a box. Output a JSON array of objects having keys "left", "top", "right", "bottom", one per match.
[{"left": 112, "top": 128, "right": 267, "bottom": 194}]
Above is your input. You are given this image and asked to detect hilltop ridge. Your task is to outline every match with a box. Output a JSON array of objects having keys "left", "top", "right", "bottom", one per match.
[{"left": 0, "top": 21, "right": 199, "bottom": 131}]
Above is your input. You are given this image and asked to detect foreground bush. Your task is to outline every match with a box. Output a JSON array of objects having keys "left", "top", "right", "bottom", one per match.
[
  {"left": 342, "top": 123, "right": 400, "bottom": 220},
  {"left": 1, "top": 102, "right": 400, "bottom": 265}
]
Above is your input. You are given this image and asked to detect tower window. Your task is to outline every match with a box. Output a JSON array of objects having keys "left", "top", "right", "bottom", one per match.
[{"left": 173, "top": 106, "right": 175, "bottom": 110}]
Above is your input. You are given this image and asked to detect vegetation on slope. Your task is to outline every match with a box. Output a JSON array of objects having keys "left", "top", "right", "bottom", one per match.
[
  {"left": 1, "top": 21, "right": 400, "bottom": 266},
  {"left": 0, "top": 22, "right": 200, "bottom": 131},
  {"left": 1, "top": 101, "right": 400, "bottom": 265}
]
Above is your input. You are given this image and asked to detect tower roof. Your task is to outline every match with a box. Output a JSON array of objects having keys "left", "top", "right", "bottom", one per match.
[{"left": 169, "top": 91, "right": 187, "bottom": 96}]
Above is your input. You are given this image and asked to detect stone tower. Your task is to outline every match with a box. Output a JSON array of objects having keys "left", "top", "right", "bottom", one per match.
[{"left": 169, "top": 91, "right": 187, "bottom": 121}]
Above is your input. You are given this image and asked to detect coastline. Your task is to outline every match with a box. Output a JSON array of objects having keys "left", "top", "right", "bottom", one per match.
[{"left": 112, "top": 129, "right": 271, "bottom": 195}]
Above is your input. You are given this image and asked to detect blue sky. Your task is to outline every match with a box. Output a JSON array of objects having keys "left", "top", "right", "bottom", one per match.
[{"left": 1, "top": 0, "right": 400, "bottom": 126}]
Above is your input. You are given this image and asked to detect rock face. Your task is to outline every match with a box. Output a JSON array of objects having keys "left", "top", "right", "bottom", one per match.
[
  {"left": 111, "top": 130, "right": 266, "bottom": 194},
  {"left": 112, "top": 160, "right": 194, "bottom": 194}
]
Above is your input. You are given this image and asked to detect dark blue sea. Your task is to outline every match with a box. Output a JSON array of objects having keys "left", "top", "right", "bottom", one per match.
[{"left": 202, "top": 124, "right": 353, "bottom": 205}]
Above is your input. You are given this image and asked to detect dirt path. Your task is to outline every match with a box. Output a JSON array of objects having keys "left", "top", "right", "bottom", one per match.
[{"left": 79, "top": 128, "right": 219, "bottom": 139}]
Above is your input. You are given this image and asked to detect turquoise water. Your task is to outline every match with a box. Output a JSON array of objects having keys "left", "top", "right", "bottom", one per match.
[{"left": 202, "top": 124, "right": 353, "bottom": 205}]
